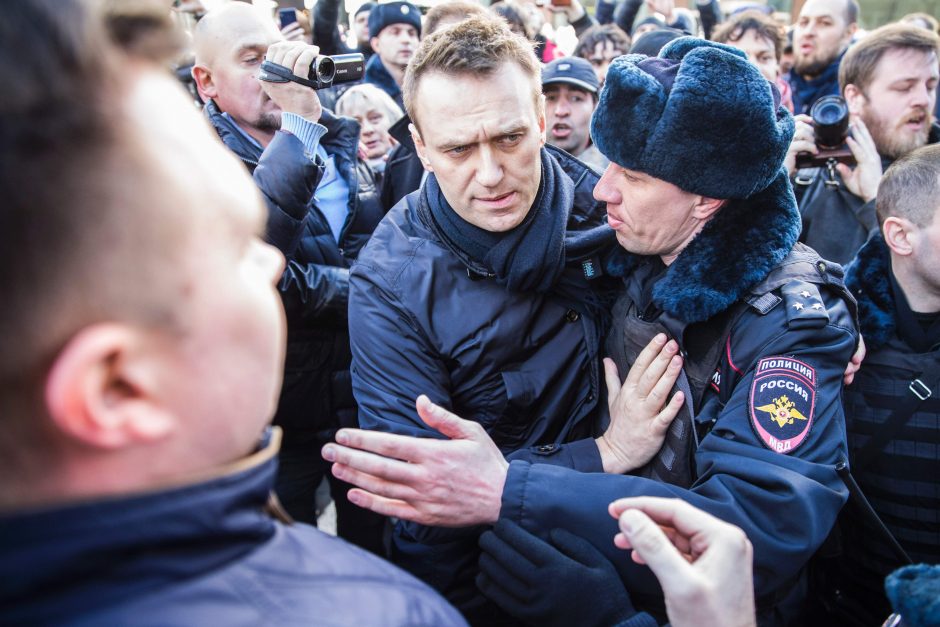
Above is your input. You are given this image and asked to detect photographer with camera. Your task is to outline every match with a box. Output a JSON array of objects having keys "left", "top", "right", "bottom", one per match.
[
  {"left": 191, "top": 3, "right": 386, "bottom": 554},
  {"left": 789, "top": 23, "right": 939, "bottom": 266}
]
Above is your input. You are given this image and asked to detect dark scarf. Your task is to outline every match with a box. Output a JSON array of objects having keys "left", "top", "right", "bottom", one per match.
[
  {"left": 419, "top": 147, "right": 570, "bottom": 294},
  {"left": 790, "top": 52, "right": 843, "bottom": 115}
]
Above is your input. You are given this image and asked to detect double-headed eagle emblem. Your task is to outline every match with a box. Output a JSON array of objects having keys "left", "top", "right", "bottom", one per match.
[{"left": 755, "top": 395, "right": 807, "bottom": 428}]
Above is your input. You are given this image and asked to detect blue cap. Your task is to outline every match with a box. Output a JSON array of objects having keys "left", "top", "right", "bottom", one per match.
[
  {"left": 541, "top": 57, "right": 599, "bottom": 93},
  {"left": 368, "top": 1, "right": 422, "bottom": 38}
]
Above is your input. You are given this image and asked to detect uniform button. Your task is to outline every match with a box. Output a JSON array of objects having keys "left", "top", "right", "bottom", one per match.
[
  {"left": 588, "top": 392, "right": 595, "bottom": 401},
  {"left": 565, "top": 309, "right": 580, "bottom": 322},
  {"left": 817, "top": 261, "right": 827, "bottom": 273},
  {"left": 536, "top": 444, "right": 557, "bottom": 454}
]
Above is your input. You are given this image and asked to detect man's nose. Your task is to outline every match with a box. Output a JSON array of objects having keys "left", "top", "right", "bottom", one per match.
[
  {"left": 475, "top": 146, "right": 503, "bottom": 188},
  {"left": 555, "top": 100, "right": 571, "bottom": 117}
]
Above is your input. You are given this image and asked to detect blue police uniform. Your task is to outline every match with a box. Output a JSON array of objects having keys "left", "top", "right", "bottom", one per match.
[{"left": 494, "top": 171, "right": 858, "bottom": 626}]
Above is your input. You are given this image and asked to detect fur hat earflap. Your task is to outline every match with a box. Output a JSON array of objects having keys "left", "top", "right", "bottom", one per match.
[{"left": 591, "top": 37, "right": 795, "bottom": 199}]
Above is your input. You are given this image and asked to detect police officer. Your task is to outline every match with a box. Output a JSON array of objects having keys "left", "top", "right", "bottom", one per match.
[
  {"left": 323, "top": 38, "right": 859, "bottom": 626},
  {"left": 835, "top": 144, "right": 940, "bottom": 624}
]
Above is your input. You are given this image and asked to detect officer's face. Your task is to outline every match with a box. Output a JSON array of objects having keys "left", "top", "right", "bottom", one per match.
[
  {"left": 371, "top": 23, "right": 419, "bottom": 70},
  {"left": 411, "top": 62, "right": 545, "bottom": 233},
  {"left": 846, "top": 47, "right": 938, "bottom": 160},
  {"left": 594, "top": 163, "right": 709, "bottom": 264}
]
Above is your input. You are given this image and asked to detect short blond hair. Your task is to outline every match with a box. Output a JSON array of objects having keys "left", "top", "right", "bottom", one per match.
[
  {"left": 335, "top": 83, "right": 404, "bottom": 125},
  {"left": 402, "top": 14, "right": 541, "bottom": 132}
]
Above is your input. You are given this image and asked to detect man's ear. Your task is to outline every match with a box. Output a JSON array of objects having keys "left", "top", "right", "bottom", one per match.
[
  {"left": 693, "top": 196, "right": 726, "bottom": 221},
  {"left": 370, "top": 36, "right": 381, "bottom": 55},
  {"left": 191, "top": 64, "right": 217, "bottom": 102},
  {"left": 410, "top": 123, "right": 433, "bottom": 172},
  {"left": 843, "top": 83, "right": 866, "bottom": 116},
  {"left": 44, "top": 324, "right": 176, "bottom": 450},
  {"left": 538, "top": 95, "right": 547, "bottom": 147},
  {"left": 883, "top": 216, "right": 916, "bottom": 257}
]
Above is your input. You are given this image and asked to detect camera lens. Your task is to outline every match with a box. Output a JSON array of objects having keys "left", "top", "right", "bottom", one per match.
[
  {"left": 311, "top": 56, "right": 335, "bottom": 84},
  {"left": 810, "top": 95, "right": 850, "bottom": 150}
]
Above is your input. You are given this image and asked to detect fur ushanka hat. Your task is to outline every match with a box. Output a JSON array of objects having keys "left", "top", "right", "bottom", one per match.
[{"left": 591, "top": 37, "right": 795, "bottom": 200}]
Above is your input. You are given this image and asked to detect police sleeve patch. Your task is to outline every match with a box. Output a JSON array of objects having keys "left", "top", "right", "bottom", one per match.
[{"left": 749, "top": 356, "right": 816, "bottom": 454}]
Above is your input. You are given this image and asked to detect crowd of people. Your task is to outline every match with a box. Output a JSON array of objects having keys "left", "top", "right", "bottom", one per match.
[{"left": 1, "top": 0, "right": 939, "bottom": 625}]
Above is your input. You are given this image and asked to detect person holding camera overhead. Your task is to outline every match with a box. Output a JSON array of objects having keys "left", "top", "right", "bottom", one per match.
[
  {"left": 789, "top": 24, "right": 939, "bottom": 266},
  {"left": 191, "top": 2, "right": 387, "bottom": 554}
]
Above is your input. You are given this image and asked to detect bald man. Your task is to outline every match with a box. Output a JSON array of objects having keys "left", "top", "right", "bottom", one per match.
[{"left": 192, "top": 4, "right": 387, "bottom": 552}]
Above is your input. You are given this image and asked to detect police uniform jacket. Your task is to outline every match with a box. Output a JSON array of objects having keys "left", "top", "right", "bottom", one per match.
[
  {"left": 837, "top": 233, "right": 940, "bottom": 622},
  {"left": 495, "top": 172, "right": 858, "bottom": 626},
  {"left": 0, "top": 429, "right": 466, "bottom": 627}
]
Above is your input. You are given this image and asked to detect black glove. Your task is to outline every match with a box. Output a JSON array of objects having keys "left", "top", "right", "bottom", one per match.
[{"left": 477, "top": 520, "right": 637, "bottom": 627}]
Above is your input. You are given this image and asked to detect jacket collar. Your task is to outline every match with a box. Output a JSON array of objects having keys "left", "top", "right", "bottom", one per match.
[
  {"left": 364, "top": 55, "right": 401, "bottom": 101},
  {"left": 647, "top": 169, "right": 801, "bottom": 324},
  {"left": 0, "top": 429, "right": 283, "bottom": 623},
  {"left": 845, "top": 233, "right": 895, "bottom": 349}
]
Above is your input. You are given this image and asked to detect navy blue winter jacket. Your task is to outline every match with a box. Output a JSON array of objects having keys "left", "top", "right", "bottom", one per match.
[
  {"left": 206, "top": 102, "right": 385, "bottom": 438},
  {"left": 349, "top": 146, "right": 620, "bottom": 616},
  {"left": 0, "top": 429, "right": 466, "bottom": 627}
]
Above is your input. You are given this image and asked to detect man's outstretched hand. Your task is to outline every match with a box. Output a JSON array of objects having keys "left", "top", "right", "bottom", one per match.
[{"left": 322, "top": 395, "right": 508, "bottom": 527}]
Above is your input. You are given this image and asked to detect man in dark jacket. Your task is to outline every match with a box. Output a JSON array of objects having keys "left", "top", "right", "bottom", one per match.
[
  {"left": 835, "top": 144, "right": 940, "bottom": 625},
  {"left": 0, "top": 2, "right": 464, "bottom": 625},
  {"left": 313, "top": 0, "right": 374, "bottom": 61},
  {"left": 347, "top": 15, "right": 683, "bottom": 624},
  {"left": 788, "top": 0, "right": 858, "bottom": 114},
  {"left": 789, "top": 23, "right": 939, "bottom": 266},
  {"left": 191, "top": 3, "right": 385, "bottom": 551},
  {"left": 326, "top": 37, "right": 859, "bottom": 626},
  {"left": 363, "top": 1, "right": 420, "bottom": 111}
]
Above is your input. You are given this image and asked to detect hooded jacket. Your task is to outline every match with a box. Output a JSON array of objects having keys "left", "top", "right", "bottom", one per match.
[{"left": 0, "top": 429, "right": 466, "bottom": 627}]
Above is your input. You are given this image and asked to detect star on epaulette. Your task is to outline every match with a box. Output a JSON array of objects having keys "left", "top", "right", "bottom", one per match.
[
  {"left": 812, "top": 303, "right": 823, "bottom": 310},
  {"left": 793, "top": 302, "right": 804, "bottom": 311},
  {"left": 800, "top": 290, "right": 811, "bottom": 298}
]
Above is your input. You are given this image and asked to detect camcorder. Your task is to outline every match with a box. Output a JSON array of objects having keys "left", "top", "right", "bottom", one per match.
[
  {"left": 795, "top": 95, "right": 856, "bottom": 171},
  {"left": 259, "top": 53, "right": 364, "bottom": 91}
]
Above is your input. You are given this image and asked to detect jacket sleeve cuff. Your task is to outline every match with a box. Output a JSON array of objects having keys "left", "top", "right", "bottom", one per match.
[
  {"left": 505, "top": 438, "right": 604, "bottom": 473},
  {"left": 280, "top": 113, "right": 328, "bottom": 160},
  {"left": 499, "top": 460, "right": 531, "bottom": 526}
]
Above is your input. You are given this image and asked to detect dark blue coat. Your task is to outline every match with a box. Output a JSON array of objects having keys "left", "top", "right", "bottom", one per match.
[
  {"left": 0, "top": 430, "right": 466, "bottom": 627},
  {"left": 349, "top": 146, "right": 619, "bottom": 617},
  {"left": 206, "top": 102, "right": 385, "bottom": 438},
  {"left": 496, "top": 173, "right": 858, "bottom": 626}
]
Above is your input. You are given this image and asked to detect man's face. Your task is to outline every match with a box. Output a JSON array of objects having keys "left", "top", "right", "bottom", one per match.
[
  {"left": 353, "top": 10, "right": 371, "bottom": 44},
  {"left": 585, "top": 40, "right": 626, "bottom": 87},
  {"left": 204, "top": 13, "right": 284, "bottom": 138},
  {"left": 793, "top": 0, "right": 855, "bottom": 77},
  {"left": 544, "top": 84, "right": 596, "bottom": 156},
  {"left": 727, "top": 29, "right": 779, "bottom": 83},
  {"left": 129, "top": 71, "right": 286, "bottom": 462},
  {"left": 593, "top": 162, "right": 705, "bottom": 260},
  {"left": 850, "top": 48, "right": 939, "bottom": 160},
  {"left": 371, "top": 23, "right": 419, "bottom": 70},
  {"left": 412, "top": 62, "right": 545, "bottom": 233}
]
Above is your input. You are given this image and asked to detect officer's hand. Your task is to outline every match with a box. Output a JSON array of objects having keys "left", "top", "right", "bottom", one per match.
[
  {"left": 836, "top": 117, "right": 882, "bottom": 202},
  {"left": 477, "top": 520, "right": 637, "bottom": 627},
  {"left": 260, "top": 41, "right": 322, "bottom": 123},
  {"left": 609, "top": 497, "right": 756, "bottom": 627},
  {"left": 322, "top": 395, "right": 508, "bottom": 527},
  {"left": 597, "top": 334, "right": 684, "bottom": 474},
  {"left": 784, "top": 114, "right": 817, "bottom": 177},
  {"left": 843, "top": 334, "right": 866, "bottom": 386}
]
